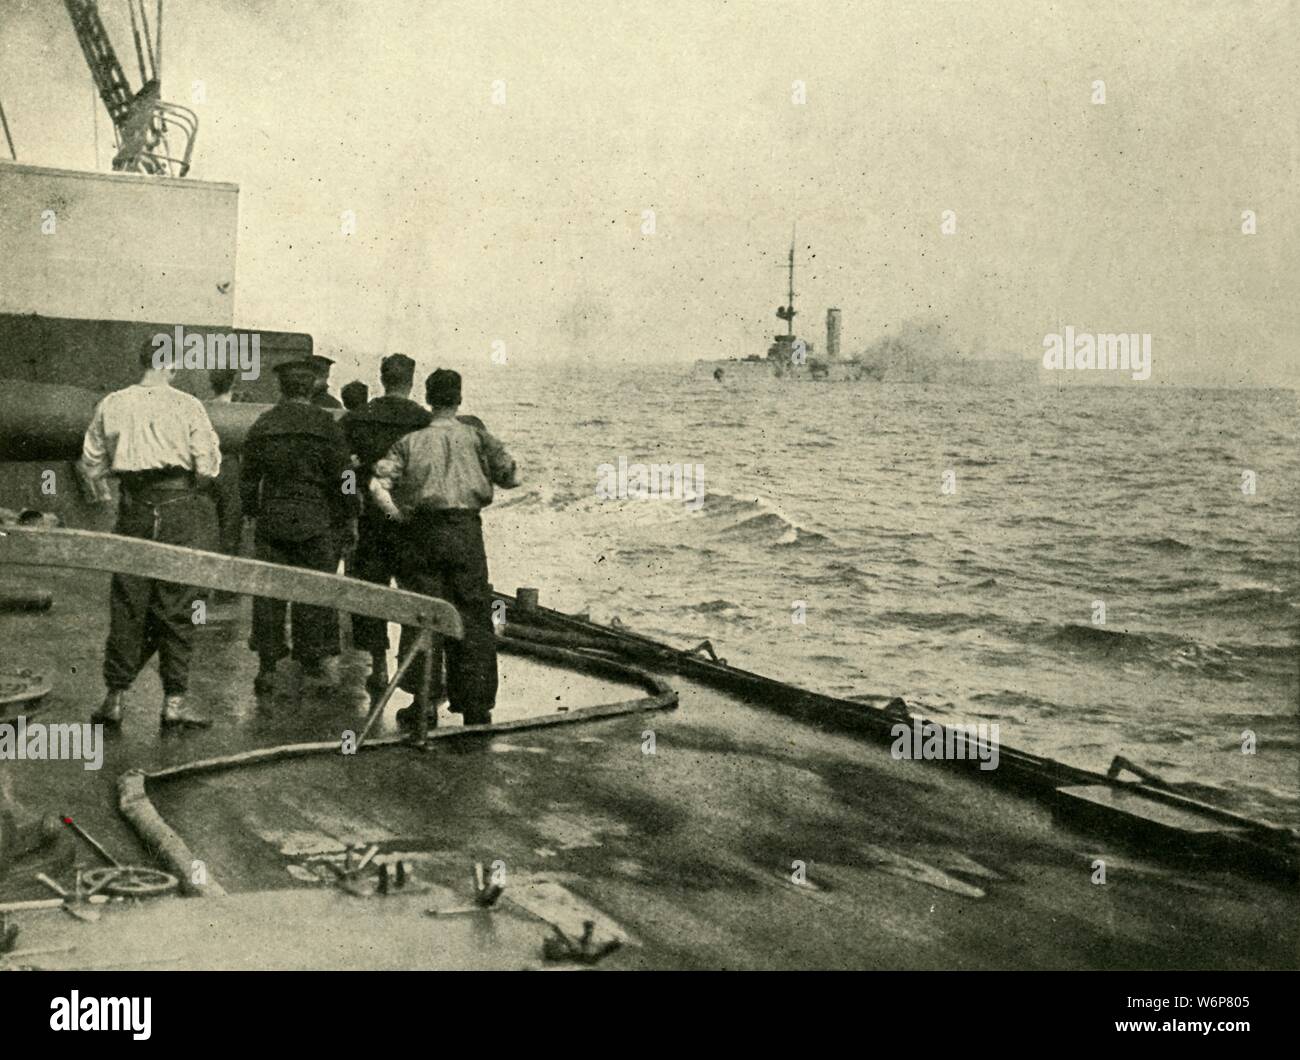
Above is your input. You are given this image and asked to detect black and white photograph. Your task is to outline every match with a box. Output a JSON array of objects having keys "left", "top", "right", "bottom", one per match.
[{"left": 0, "top": 0, "right": 1295, "bottom": 1034}]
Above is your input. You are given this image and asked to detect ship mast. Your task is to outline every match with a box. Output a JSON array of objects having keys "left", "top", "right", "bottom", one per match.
[
  {"left": 785, "top": 225, "right": 796, "bottom": 337},
  {"left": 776, "top": 223, "right": 798, "bottom": 338}
]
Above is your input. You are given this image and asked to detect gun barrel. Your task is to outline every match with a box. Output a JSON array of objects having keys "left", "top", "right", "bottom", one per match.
[{"left": 0, "top": 381, "right": 277, "bottom": 462}]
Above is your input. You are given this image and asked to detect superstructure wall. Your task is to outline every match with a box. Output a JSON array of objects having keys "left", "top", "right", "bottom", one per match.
[{"left": 0, "top": 162, "right": 239, "bottom": 324}]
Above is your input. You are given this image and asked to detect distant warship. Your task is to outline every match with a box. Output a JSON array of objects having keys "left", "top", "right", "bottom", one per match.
[{"left": 696, "top": 231, "right": 1035, "bottom": 385}]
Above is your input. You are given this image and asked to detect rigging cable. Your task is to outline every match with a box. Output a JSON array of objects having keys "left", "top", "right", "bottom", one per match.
[
  {"left": 137, "top": 1, "right": 155, "bottom": 79},
  {"left": 0, "top": 93, "right": 16, "bottom": 161},
  {"left": 126, "top": 0, "right": 148, "bottom": 84},
  {"left": 92, "top": 82, "right": 99, "bottom": 166},
  {"left": 0, "top": 60, "right": 16, "bottom": 160}
]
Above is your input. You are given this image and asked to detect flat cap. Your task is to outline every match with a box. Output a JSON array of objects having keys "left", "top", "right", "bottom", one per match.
[{"left": 272, "top": 358, "right": 317, "bottom": 377}]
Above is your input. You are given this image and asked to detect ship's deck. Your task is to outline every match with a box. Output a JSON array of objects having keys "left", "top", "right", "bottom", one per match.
[
  {"left": 2, "top": 565, "right": 1296, "bottom": 970},
  {"left": 0, "top": 563, "right": 644, "bottom": 885}
]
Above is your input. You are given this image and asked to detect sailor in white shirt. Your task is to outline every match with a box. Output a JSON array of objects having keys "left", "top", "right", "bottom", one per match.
[{"left": 80, "top": 339, "right": 222, "bottom": 730}]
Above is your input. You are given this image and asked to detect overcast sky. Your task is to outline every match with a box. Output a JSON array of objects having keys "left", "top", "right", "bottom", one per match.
[{"left": 1, "top": 0, "right": 1296, "bottom": 386}]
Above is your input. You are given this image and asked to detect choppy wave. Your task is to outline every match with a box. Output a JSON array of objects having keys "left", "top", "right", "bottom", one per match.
[
  {"left": 698, "top": 493, "right": 838, "bottom": 550},
  {"left": 686, "top": 599, "right": 741, "bottom": 613},
  {"left": 1136, "top": 536, "right": 1194, "bottom": 552},
  {"left": 1184, "top": 584, "right": 1297, "bottom": 623},
  {"left": 1046, "top": 623, "right": 1154, "bottom": 655},
  {"left": 875, "top": 609, "right": 1000, "bottom": 634}
]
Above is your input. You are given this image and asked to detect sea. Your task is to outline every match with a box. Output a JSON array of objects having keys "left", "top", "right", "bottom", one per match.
[{"left": 458, "top": 364, "right": 1299, "bottom": 832}]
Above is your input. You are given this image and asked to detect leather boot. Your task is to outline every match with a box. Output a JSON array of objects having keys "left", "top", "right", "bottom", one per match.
[
  {"left": 92, "top": 690, "right": 126, "bottom": 727},
  {"left": 160, "top": 694, "right": 211, "bottom": 729},
  {"left": 396, "top": 694, "right": 439, "bottom": 730},
  {"left": 254, "top": 658, "right": 278, "bottom": 695}
]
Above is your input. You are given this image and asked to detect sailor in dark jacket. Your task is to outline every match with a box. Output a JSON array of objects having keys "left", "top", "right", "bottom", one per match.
[
  {"left": 308, "top": 354, "right": 344, "bottom": 409},
  {"left": 340, "top": 354, "right": 432, "bottom": 693},
  {"left": 240, "top": 359, "right": 358, "bottom": 692}
]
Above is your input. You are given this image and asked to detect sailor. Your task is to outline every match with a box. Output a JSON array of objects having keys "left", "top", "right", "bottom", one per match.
[
  {"left": 340, "top": 380, "right": 369, "bottom": 412},
  {"left": 205, "top": 369, "right": 243, "bottom": 562},
  {"left": 308, "top": 354, "right": 344, "bottom": 409},
  {"left": 369, "top": 369, "right": 519, "bottom": 726},
  {"left": 340, "top": 354, "right": 432, "bottom": 693},
  {"left": 240, "top": 359, "right": 359, "bottom": 692},
  {"left": 80, "top": 338, "right": 222, "bottom": 729}
]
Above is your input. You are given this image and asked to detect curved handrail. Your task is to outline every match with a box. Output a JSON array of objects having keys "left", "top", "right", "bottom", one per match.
[{"left": 0, "top": 527, "right": 461, "bottom": 635}]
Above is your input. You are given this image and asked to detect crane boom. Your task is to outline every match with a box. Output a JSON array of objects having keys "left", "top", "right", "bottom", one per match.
[
  {"left": 61, "top": 0, "right": 197, "bottom": 177},
  {"left": 63, "top": 0, "right": 135, "bottom": 126}
]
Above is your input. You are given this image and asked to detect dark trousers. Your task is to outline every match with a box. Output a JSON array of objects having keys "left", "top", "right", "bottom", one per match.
[
  {"left": 250, "top": 534, "right": 340, "bottom": 665},
  {"left": 396, "top": 509, "right": 497, "bottom": 722},
  {"left": 210, "top": 454, "right": 243, "bottom": 556},
  {"left": 104, "top": 490, "right": 206, "bottom": 695},
  {"left": 348, "top": 507, "right": 400, "bottom": 654}
]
